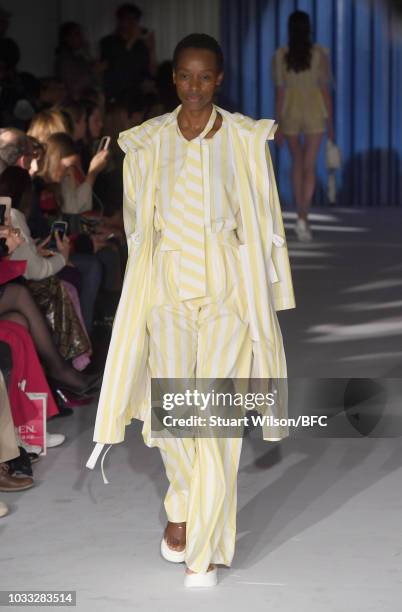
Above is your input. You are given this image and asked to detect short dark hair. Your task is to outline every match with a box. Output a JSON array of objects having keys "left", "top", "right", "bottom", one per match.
[
  {"left": 173, "top": 33, "right": 224, "bottom": 72},
  {"left": 0, "top": 128, "right": 30, "bottom": 168},
  {"left": 116, "top": 3, "right": 142, "bottom": 21}
]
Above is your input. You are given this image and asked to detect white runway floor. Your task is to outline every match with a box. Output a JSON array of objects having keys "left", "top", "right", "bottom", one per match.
[{"left": 2, "top": 208, "right": 402, "bottom": 611}]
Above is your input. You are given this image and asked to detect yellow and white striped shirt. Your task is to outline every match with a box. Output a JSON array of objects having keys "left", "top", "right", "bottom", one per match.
[{"left": 154, "top": 113, "right": 244, "bottom": 241}]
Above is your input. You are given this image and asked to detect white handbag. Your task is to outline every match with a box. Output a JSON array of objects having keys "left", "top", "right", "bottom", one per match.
[{"left": 326, "top": 139, "right": 341, "bottom": 169}]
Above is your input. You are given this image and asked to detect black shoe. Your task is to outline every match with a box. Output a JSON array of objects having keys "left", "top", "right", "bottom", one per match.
[
  {"left": 28, "top": 453, "right": 40, "bottom": 464},
  {"left": 7, "top": 447, "right": 33, "bottom": 477}
]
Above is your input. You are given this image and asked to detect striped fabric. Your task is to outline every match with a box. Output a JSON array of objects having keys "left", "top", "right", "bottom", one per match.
[
  {"left": 143, "top": 238, "right": 252, "bottom": 572},
  {"left": 86, "top": 105, "right": 295, "bottom": 475},
  {"left": 156, "top": 108, "right": 242, "bottom": 239},
  {"left": 162, "top": 106, "right": 218, "bottom": 300}
]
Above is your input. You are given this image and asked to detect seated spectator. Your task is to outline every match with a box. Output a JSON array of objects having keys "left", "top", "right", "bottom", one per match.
[
  {"left": 39, "top": 131, "right": 108, "bottom": 216},
  {"left": 34, "top": 133, "right": 107, "bottom": 332},
  {"left": 0, "top": 370, "right": 33, "bottom": 502},
  {"left": 0, "top": 130, "right": 98, "bottom": 334},
  {"left": 0, "top": 127, "right": 33, "bottom": 175},
  {"left": 27, "top": 107, "right": 72, "bottom": 145},
  {"left": 0, "top": 166, "right": 68, "bottom": 279},
  {"left": 0, "top": 318, "right": 60, "bottom": 432},
  {"left": 0, "top": 224, "right": 100, "bottom": 395},
  {"left": 0, "top": 166, "right": 92, "bottom": 363}
]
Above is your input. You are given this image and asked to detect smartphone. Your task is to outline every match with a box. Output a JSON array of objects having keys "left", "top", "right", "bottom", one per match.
[
  {"left": 96, "top": 136, "right": 111, "bottom": 154},
  {"left": 0, "top": 197, "right": 12, "bottom": 225},
  {"left": 48, "top": 221, "right": 68, "bottom": 250},
  {"left": 0, "top": 204, "right": 6, "bottom": 225}
]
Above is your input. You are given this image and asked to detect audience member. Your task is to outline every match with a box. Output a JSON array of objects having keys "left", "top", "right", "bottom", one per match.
[
  {"left": 0, "top": 127, "right": 32, "bottom": 175},
  {"left": 0, "top": 370, "right": 33, "bottom": 500},
  {"left": 0, "top": 8, "right": 157, "bottom": 505},
  {"left": 0, "top": 272, "right": 99, "bottom": 397},
  {"left": 27, "top": 108, "right": 72, "bottom": 144},
  {"left": 100, "top": 3, "right": 156, "bottom": 102},
  {"left": 55, "top": 22, "right": 97, "bottom": 100},
  {"left": 39, "top": 131, "right": 108, "bottom": 216}
]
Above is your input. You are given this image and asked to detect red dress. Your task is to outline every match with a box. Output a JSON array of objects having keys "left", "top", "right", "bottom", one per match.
[
  {"left": 0, "top": 258, "right": 59, "bottom": 425},
  {"left": 0, "top": 320, "right": 59, "bottom": 426}
]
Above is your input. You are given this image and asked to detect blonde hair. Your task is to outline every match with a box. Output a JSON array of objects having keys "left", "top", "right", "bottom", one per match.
[
  {"left": 39, "top": 132, "right": 76, "bottom": 184},
  {"left": 27, "top": 108, "right": 72, "bottom": 145}
]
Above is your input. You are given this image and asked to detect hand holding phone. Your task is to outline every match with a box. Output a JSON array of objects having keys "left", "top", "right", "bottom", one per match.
[
  {"left": 36, "top": 235, "right": 55, "bottom": 258},
  {"left": 96, "top": 136, "right": 111, "bottom": 154},
  {"left": 48, "top": 221, "right": 68, "bottom": 251},
  {"left": 89, "top": 148, "right": 109, "bottom": 176},
  {"left": 54, "top": 230, "right": 71, "bottom": 262}
]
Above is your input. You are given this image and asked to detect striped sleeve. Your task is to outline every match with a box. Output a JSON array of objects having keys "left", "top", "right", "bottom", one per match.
[
  {"left": 265, "top": 143, "right": 296, "bottom": 311},
  {"left": 122, "top": 151, "right": 138, "bottom": 239}
]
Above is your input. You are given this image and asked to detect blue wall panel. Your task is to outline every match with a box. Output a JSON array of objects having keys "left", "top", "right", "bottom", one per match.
[{"left": 220, "top": 0, "right": 402, "bottom": 207}]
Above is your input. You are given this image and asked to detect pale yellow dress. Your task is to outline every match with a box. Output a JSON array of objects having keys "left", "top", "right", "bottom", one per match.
[{"left": 272, "top": 43, "right": 331, "bottom": 135}]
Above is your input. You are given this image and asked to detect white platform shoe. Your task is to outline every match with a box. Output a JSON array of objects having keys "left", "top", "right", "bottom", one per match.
[
  {"left": 160, "top": 536, "right": 186, "bottom": 563},
  {"left": 295, "top": 218, "right": 313, "bottom": 242},
  {"left": 184, "top": 566, "right": 218, "bottom": 588}
]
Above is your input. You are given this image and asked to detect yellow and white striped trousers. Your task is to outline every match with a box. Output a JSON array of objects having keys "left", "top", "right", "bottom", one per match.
[{"left": 143, "top": 230, "right": 252, "bottom": 573}]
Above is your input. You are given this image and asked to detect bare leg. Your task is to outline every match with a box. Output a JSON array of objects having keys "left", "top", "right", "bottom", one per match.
[
  {"left": 164, "top": 521, "right": 186, "bottom": 551},
  {"left": 0, "top": 284, "right": 94, "bottom": 392},
  {"left": 300, "top": 132, "right": 324, "bottom": 218},
  {"left": 286, "top": 134, "right": 304, "bottom": 217},
  {"left": 0, "top": 311, "right": 29, "bottom": 328}
]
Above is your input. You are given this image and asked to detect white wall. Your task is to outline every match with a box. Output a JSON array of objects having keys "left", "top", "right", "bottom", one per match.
[{"left": 3, "top": 0, "right": 220, "bottom": 77}]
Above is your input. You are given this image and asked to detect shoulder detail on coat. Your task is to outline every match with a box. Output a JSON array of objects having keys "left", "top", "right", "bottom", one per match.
[
  {"left": 217, "top": 105, "right": 277, "bottom": 141},
  {"left": 117, "top": 111, "right": 174, "bottom": 153}
]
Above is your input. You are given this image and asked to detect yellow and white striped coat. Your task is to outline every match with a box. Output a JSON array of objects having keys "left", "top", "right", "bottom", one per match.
[{"left": 86, "top": 104, "right": 296, "bottom": 473}]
